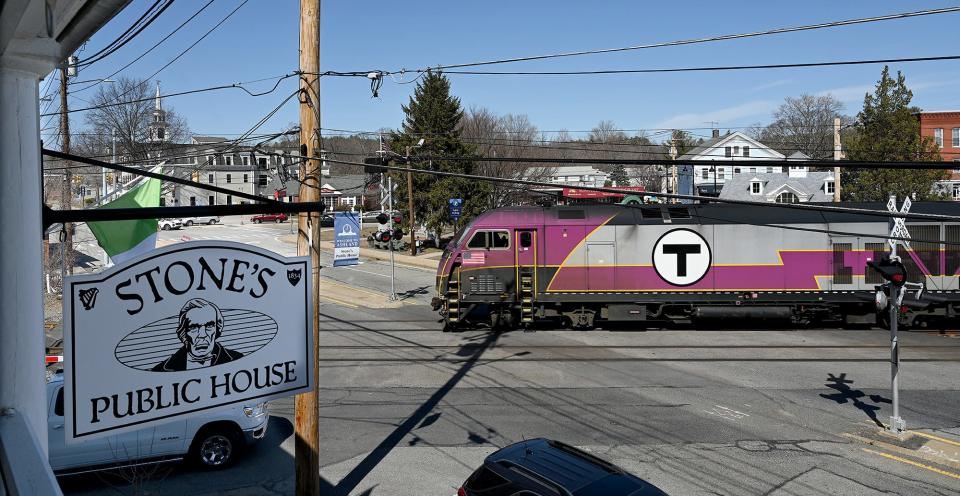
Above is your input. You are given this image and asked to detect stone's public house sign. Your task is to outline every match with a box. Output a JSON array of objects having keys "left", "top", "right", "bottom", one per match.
[{"left": 64, "top": 241, "right": 314, "bottom": 442}]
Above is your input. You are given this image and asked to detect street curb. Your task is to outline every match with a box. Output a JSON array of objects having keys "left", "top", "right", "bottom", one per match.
[{"left": 844, "top": 429, "right": 960, "bottom": 472}]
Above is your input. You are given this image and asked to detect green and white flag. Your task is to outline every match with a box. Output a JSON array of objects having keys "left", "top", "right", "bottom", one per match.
[{"left": 88, "top": 170, "right": 162, "bottom": 265}]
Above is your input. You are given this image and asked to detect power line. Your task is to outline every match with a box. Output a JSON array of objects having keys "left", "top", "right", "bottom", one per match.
[
  {"left": 402, "top": 6, "right": 960, "bottom": 72},
  {"left": 321, "top": 156, "right": 958, "bottom": 223},
  {"left": 437, "top": 54, "right": 960, "bottom": 76},
  {"left": 40, "top": 73, "right": 297, "bottom": 117},
  {"left": 77, "top": 0, "right": 176, "bottom": 68},
  {"left": 71, "top": 0, "right": 218, "bottom": 94}
]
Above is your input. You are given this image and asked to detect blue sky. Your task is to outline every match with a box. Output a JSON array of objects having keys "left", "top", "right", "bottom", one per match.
[{"left": 44, "top": 0, "right": 960, "bottom": 143}]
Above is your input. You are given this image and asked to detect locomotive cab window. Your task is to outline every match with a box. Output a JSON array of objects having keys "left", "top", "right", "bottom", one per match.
[
  {"left": 520, "top": 231, "right": 532, "bottom": 248},
  {"left": 467, "top": 230, "right": 511, "bottom": 249}
]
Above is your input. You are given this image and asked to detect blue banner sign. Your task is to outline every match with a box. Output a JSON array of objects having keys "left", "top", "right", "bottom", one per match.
[
  {"left": 333, "top": 212, "right": 360, "bottom": 266},
  {"left": 449, "top": 198, "right": 463, "bottom": 221}
]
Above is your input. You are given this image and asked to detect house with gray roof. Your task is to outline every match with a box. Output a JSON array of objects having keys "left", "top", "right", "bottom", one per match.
[
  {"left": 719, "top": 166, "right": 836, "bottom": 203},
  {"left": 683, "top": 130, "right": 793, "bottom": 196}
]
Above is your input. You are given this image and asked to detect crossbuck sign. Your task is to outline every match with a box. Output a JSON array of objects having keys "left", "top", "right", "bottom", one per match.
[{"left": 887, "top": 196, "right": 911, "bottom": 249}]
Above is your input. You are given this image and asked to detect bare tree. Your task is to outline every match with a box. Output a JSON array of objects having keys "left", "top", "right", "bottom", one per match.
[
  {"left": 759, "top": 94, "right": 845, "bottom": 159},
  {"left": 78, "top": 76, "right": 190, "bottom": 164},
  {"left": 460, "top": 107, "right": 555, "bottom": 208}
]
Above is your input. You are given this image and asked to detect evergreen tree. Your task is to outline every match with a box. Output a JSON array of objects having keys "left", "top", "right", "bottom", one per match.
[
  {"left": 608, "top": 164, "right": 629, "bottom": 186},
  {"left": 842, "top": 66, "right": 944, "bottom": 201},
  {"left": 390, "top": 73, "right": 489, "bottom": 233}
]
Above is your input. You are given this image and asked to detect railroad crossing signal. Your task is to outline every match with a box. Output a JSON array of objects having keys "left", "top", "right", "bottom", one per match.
[{"left": 887, "top": 195, "right": 911, "bottom": 249}]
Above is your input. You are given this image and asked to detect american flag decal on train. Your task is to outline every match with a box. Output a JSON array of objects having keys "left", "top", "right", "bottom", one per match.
[{"left": 462, "top": 251, "right": 485, "bottom": 265}]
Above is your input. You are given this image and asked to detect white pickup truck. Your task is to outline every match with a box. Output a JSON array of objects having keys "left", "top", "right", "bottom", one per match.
[{"left": 46, "top": 371, "right": 268, "bottom": 474}]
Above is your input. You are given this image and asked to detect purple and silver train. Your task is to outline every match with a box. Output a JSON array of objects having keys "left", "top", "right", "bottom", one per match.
[{"left": 431, "top": 202, "right": 960, "bottom": 330}]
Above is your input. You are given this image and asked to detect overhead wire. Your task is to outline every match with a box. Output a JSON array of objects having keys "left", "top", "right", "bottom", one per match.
[
  {"left": 76, "top": 0, "right": 176, "bottom": 69},
  {"left": 70, "top": 0, "right": 219, "bottom": 94},
  {"left": 404, "top": 6, "right": 960, "bottom": 72},
  {"left": 436, "top": 54, "right": 960, "bottom": 76}
]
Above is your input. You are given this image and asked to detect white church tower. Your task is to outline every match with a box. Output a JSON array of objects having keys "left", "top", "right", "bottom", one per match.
[{"left": 148, "top": 81, "right": 167, "bottom": 143}]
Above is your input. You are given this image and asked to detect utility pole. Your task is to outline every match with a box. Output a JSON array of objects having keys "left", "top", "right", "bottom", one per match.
[
  {"left": 833, "top": 117, "right": 842, "bottom": 202},
  {"left": 405, "top": 145, "right": 416, "bottom": 256},
  {"left": 669, "top": 138, "right": 678, "bottom": 204},
  {"left": 59, "top": 64, "right": 73, "bottom": 275},
  {"left": 295, "top": 0, "right": 321, "bottom": 493}
]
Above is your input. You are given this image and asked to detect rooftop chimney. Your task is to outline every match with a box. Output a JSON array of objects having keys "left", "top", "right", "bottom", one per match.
[{"left": 712, "top": 129, "right": 720, "bottom": 139}]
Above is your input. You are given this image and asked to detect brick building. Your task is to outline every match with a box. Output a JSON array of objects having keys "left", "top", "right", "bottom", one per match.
[{"left": 916, "top": 111, "right": 960, "bottom": 162}]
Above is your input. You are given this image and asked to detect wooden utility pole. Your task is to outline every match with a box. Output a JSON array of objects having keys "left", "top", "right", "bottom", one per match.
[
  {"left": 833, "top": 117, "right": 842, "bottom": 202},
  {"left": 295, "top": 0, "right": 321, "bottom": 493},
  {"left": 59, "top": 66, "right": 74, "bottom": 275}
]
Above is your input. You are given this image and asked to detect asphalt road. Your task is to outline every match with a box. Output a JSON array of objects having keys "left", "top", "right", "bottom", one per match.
[{"left": 58, "top": 222, "right": 960, "bottom": 495}]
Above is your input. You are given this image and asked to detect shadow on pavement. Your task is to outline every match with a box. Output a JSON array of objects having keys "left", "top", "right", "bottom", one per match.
[
  {"left": 328, "top": 330, "right": 500, "bottom": 496},
  {"left": 819, "top": 372, "right": 890, "bottom": 427}
]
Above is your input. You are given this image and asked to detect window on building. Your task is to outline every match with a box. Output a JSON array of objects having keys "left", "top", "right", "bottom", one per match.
[
  {"left": 242, "top": 156, "right": 250, "bottom": 166},
  {"left": 226, "top": 174, "right": 232, "bottom": 183},
  {"left": 826, "top": 181, "right": 835, "bottom": 195},
  {"left": 277, "top": 155, "right": 284, "bottom": 165},
  {"left": 701, "top": 168, "right": 709, "bottom": 180},
  {"left": 733, "top": 146, "right": 739, "bottom": 155},
  {"left": 257, "top": 157, "right": 268, "bottom": 168},
  {"left": 766, "top": 167, "right": 773, "bottom": 173},
  {"left": 776, "top": 192, "right": 799, "bottom": 203},
  {"left": 226, "top": 195, "right": 233, "bottom": 205},
  {"left": 157, "top": 128, "right": 164, "bottom": 140},
  {"left": 259, "top": 176, "right": 268, "bottom": 186},
  {"left": 208, "top": 195, "right": 215, "bottom": 205},
  {"left": 243, "top": 174, "right": 249, "bottom": 183},
  {"left": 935, "top": 128, "right": 944, "bottom": 147},
  {"left": 953, "top": 184, "right": 960, "bottom": 200},
  {"left": 725, "top": 146, "right": 731, "bottom": 157},
  {"left": 717, "top": 168, "right": 725, "bottom": 180},
  {"left": 751, "top": 182, "right": 761, "bottom": 194},
  {"left": 224, "top": 155, "right": 233, "bottom": 165},
  {"left": 734, "top": 167, "right": 741, "bottom": 174},
  {"left": 953, "top": 128, "right": 959, "bottom": 148},
  {"left": 189, "top": 196, "right": 196, "bottom": 206},
  {"left": 208, "top": 173, "right": 214, "bottom": 183},
  {"left": 743, "top": 146, "right": 750, "bottom": 157}
]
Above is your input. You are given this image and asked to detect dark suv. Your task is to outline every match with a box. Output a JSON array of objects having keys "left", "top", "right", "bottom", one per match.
[{"left": 458, "top": 439, "right": 667, "bottom": 496}]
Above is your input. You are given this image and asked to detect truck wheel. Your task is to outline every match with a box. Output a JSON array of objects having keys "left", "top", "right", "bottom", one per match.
[{"left": 190, "top": 426, "right": 240, "bottom": 469}]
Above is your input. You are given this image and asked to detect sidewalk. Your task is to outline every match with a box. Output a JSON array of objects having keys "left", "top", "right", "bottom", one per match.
[{"left": 317, "top": 240, "right": 440, "bottom": 270}]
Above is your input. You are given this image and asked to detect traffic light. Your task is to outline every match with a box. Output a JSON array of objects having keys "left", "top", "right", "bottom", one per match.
[
  {"left": 392, "top": 227, "right": 404, "bottom": 240},
  {"left": 376, "top": 212, "right": 389, "bottom": 225},
  {"left": 378, "top": 231, "right": 391, "bottom": 242},
  {"left": 867, "top": 255, "right": 907, "bottom": 287}
]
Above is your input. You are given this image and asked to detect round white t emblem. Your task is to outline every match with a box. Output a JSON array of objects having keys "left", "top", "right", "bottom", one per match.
[{"left": 652, "top": 228, "right": 711, "bottom": 286}]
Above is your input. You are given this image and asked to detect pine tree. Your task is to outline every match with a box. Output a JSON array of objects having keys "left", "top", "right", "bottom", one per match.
[
  {"left": 390, "top": 73, "right": 489, "bottom": 233},
  {"left": 842, "top": 66, "right": 945, "bottom": 201},
  {"left": 608, "top": 164, "right": 629, "bottom": 186}
]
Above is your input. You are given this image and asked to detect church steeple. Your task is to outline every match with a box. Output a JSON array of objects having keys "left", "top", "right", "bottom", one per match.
[{"left": 149, "top": 81, "right": 167, "bottom": 143}]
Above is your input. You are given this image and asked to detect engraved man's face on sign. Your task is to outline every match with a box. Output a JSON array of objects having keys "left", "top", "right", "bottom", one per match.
[{"left": 183, "top": 305, "right": 219, "bottom": 360}]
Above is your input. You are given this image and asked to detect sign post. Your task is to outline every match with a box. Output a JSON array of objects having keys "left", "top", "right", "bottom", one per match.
[
  {"left": 886, "top": 195, "right": 911, "bottom": 435},
  {"left": 333, "top": 212, "right": 360, "bottom": 267},
  {"left": 63, "top": 241, "right": 314, "bottom": 441}
]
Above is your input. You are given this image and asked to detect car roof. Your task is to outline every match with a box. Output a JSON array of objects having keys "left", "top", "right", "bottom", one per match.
[{"left": 485, "top": 439, "right": 652, "bottom": 495}]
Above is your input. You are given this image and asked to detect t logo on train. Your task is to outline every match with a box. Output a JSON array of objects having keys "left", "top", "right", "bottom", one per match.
[{"left": 430, "top": 203, "right": 959, "bottom": 330}]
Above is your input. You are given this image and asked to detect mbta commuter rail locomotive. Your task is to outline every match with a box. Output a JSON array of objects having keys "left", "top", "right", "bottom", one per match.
[{"left": 431, "top": 202, "right": 960, "bottom": 330}]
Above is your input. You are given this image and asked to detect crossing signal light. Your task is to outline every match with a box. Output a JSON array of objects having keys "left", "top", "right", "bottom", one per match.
[
  {"left": 376, "top": 212, "right": 389, "bottom": 225},
  {"left": 392, "top": 213, "right": 402, "bottom": 225},
  {"left": 363, "top": 156, "right": 387, "bottom": 174},
  {"left": 392, "top": 227, "right": 404, "bottom": 240},
  {"left": 867, "top": 256, "right": 907, "bottom": 287},
  {"left": 378, "top": 231, "right": 391, "bottom": 242}
]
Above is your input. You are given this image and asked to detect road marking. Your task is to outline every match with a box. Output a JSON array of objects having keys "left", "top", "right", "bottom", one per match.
[
  {"left": 340, "top": 266, "right": 390, "bottom": 278},
  {"left": 913, "top": 431, "right": 960, "bottom": 448},
  {"left": 317, "top": 294, "right": 359, "bottom": 308},
  {"left": 862, "top": 448, "right": 960, "bottom": 480},
  {"left": 704, "top": 405, "right": 749, "bottom": 420}
]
